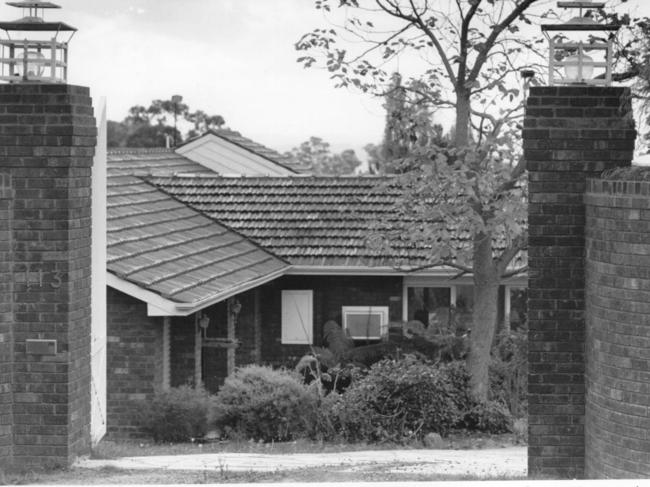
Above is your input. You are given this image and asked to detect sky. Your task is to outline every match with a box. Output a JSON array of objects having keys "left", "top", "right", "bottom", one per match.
[{"left": 1, "top": 0, "right": 649, "bottom": 159}]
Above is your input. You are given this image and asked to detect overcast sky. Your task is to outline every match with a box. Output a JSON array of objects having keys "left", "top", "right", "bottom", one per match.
[{"left": 1, "top": 0, "right": 649, "bottom": 157}]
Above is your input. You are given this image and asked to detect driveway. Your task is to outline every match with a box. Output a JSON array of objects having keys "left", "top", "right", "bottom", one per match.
[{"left": 75, "top": 446, "right": 527, "bottom": 478}]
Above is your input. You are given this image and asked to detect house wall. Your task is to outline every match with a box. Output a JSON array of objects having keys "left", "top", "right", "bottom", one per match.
[
  {"left": 259, "top": 275, "right": 403, "bottom": 367},
  {"left": 164, "top": 275, "right": 404, "bottom": 394},
  {"left": 170, "top": 314, "right": 196, "bottom": 388},
  {"left": 106, "top": 288, "right": 163, "bottom": 438}
]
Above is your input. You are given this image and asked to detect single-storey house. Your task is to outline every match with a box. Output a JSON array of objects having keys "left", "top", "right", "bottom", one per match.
[{"left": 105, "top": 129, "right": 527, "bottom": 437}]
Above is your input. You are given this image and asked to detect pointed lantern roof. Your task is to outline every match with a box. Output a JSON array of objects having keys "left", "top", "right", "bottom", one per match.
[{"left": 0, "top": 0, "right": 76, "bottom": 32}]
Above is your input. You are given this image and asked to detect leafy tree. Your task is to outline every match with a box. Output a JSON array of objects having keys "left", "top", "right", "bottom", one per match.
[
  {"left": 299, "top": 0, "right": 644, "bottom": 401},
  {"left": 368, "top": 72, "right": 450, "bottom": 174},
  {"left": 108, "top": 98, "right": 225, "bottom": 148},
  {"left": 286, "top": 136, "right": 362, "bottom": 175},
  {"left": 296, "top": 0, "right": 555, "bottom": 401}
]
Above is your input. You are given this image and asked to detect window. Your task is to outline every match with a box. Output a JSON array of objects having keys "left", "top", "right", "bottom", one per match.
[
  {"left": 406, "top": 287, "right": 451, "bottom": 333},
  {"left": 342, "top": 306, "right": 389, "bottom": 340},
  {"left": 506, "top": 286, "right": 527, "bottom": 330},
  {"left": 281, "top": 290, "right": 313, "bottom": 344},
  {"left": 403, "top": 277, "right": 522, "bottom": 335}
]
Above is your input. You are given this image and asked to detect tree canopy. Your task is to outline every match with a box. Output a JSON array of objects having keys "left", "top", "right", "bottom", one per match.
[
  {"left": 108, "top": 98, "right": 225, "bottom": 148},
  {"left": 285, "top": 136, "right": 362, "bottom": 175},
  {"left": 296, "top": 0, "right": 646, "bottom": 401}
]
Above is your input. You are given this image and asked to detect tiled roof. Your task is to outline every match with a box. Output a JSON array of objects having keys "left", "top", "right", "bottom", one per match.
[
  {"left": 207, "top": 129, "right": 310, "bottom": 173},
  {"left": 106, "top": 151, "right": 288, "bottom": 305},
  {"left": 147, "top": 176, "right": 435, "bottom": 267},
  {"left": 107, "top": 148, "right": 211, "bottom": 177}
]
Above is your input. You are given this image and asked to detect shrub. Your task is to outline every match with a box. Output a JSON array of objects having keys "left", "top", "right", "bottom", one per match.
[
  {"left": 490, "top": 326, "right": 528, "bottom": 417},
  {"left": 136, "top": 385, "right": 213, "bottom": 443},
  {"left": 324, "top": 355, "right": 462, "bottom": 443},
  {"left": 463, "top": 400, "right": 513, "bottom": 434},
  {"left": 437, "top": 360, "right": 473, "bottom": 415},
  {"left": 213, "top": 365, "right": 317, "bottom": 442}
]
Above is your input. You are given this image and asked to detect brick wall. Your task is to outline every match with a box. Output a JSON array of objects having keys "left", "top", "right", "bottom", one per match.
[
  {"left": 106, "top": 287, "right": 163, "bottom": 438},
  {"left": 0, "top": 170, "right": 13, "bottom": 467},
  {"left": 170, "top": 314, "right": 196, "bottom": 388},
  {"left": 0, "top": 84, "right": 96, "bottom": 467},
  {"left": 525, "top": 86, "right": 635, "bottom": 479},
  {"left": 260, "top": 275, "right": 403, "bottom": 368},
  {"left": 584, "top": 176, "right": 650, "bottom": 478},
  {"left": 165, "top": 275, "right": 404, "bottom": 392}
]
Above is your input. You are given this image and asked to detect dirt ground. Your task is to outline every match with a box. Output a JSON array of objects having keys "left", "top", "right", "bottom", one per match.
[{"left": 4, "top": 447, "right": 526, "bottom": 484}]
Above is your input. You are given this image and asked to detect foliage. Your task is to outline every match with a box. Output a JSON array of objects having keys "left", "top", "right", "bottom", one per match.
[
  {"left": 285, "top": 136, "right": 362, "bottom": 175},
  {"left": 298, "top": 0, "right": 650, "bottom": 403},
  {"left": 297, "top": 0, "right": 551, "bottom": 148},
  {"left": 463, "top": 401, "right": 513, "bottom": 434},
  {"left": 108, "top": 97, "right": 225, "bottom": 148},
  {"left": 298, "top": 0, "right": 539, "bottom": 402},
  {"left": 489, "top": 326, "right": 528, "bottom": 418},
  {"left": 295, "top": 347, "right": 355, "bottom": 394},
  {"left": 213, "top": 365, "right": 318, "bottom": 442},
  {"left": 368, "top": 72, "right": 450, "bottom": 174},
  {"left": 321, "top": 355, "right": 463, "bottom": 443},
  {"left": 135, "top": 386, "right": 214, "bottom": 443}
]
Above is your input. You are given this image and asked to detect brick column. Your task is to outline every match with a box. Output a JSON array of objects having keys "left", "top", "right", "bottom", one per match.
[
  {"left": 524, "top": 86, "right": 635, "bottom": 479},
  {"left": 0, "top": 170, "right": 14, "bottom": 465},
  {"left": 0, "top": 84, "right": 96, "bottom": 468}
]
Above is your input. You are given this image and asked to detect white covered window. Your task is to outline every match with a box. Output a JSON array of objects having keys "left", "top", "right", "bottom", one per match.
[
  {"left": 342, "top": 306, "right": 389, "bottom": 340},
  {"left": 281, "top": 290, "right": 313, "bottom": 344}
]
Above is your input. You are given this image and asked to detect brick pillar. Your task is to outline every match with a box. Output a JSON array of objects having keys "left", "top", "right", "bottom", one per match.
[
  {"left": 0, "top": 84, "right": 96, "bottom": 468},
  {"left": 525, "top": 86, "right": 635, "bottom": 479},
  {"left": 0, "top": 170, "right": 14, "bottom": 465}
]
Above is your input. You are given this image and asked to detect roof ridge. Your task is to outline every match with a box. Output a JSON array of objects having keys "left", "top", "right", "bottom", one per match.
[
  {"left": 108, "top": 147, "right": 175, "bottom": 155},
  {"left": 150, "top": 173, "right": 391, "bottom": 180}
]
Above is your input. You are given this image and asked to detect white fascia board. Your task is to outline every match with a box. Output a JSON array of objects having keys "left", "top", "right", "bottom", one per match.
[
  {"left": 107, "top": 273, "right": 186, "bottom": 316},
  {"left": 177, "top": 133, "right": 294, "bottom": 176},
  {"left": 108, "top": 265, "right": 289, "bottom": 317},
  {"left": 288, "top": 265, "right": 527, "bottom": 285},
  {"left": 286, "top": 265, "right": 460, "bottom": 277}
]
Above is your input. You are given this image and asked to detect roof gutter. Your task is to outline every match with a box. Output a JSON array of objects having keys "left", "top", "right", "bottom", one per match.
[
  {"left": 285, "top": 265, "right": 459, "bottom": 276},
  {"left": 174, "top": 266, "right": 288, "bottom": 313},
  {"left": 108, "top": 265, "right": 288, "bottom": 317}
]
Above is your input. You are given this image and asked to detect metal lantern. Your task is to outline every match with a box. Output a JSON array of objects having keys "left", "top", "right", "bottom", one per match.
[
  {"left": 0, "top": 1, "right": 76, "bottom": 83},
  {"left": 542, "top": 1, "right": 619, "bottom": 86}
]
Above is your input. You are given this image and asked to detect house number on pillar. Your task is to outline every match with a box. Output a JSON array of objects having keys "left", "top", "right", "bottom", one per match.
[{"left": 17, "top": 265, "right": 63, "bottom": 290}]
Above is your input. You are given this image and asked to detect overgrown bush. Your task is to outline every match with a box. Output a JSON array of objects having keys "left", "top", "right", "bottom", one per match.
[
  {"left": 321, "top": 355, "right": 462, "bottom": 443},
  {"left": 136, "top": 385, "right": 213, "bottom": 443},
  {"left": 213, "top": 365, "right": 317, "bottom": 442},
  {"left": 490, "top": 326, "right": 528, "bottom": 417},
  {"left": 463, "top": 400, "right": 513, "bottom": 434}
]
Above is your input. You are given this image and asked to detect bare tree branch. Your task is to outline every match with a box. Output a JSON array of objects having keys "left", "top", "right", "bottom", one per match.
[
  {"left": 467, "top": 0, "right": 539, "bottom": 85},
  {"left": 458, "top": 0, "right": 483, "bottom": 87}
]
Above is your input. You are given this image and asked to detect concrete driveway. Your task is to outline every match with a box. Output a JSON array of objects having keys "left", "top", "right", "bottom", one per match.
[{"left": 75, "top": 446, "right": 527, "bottom": 478}]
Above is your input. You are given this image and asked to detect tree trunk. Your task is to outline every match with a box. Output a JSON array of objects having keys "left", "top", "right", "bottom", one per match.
[
  {"left": 466, "top": 234, "right": 500, "bottom": 403},
  {"left": 454, "top": 89, "right": 471, "bottom": 148}
]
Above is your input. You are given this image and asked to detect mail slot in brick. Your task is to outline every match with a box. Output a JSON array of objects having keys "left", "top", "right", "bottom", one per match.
[{"left": 25, "top": 339, "right": 57, "bottom": 355}]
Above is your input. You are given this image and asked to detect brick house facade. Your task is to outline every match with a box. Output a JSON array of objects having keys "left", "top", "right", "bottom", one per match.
[{"left": 103, "top": 140, "right": 526, "bottom": 438}]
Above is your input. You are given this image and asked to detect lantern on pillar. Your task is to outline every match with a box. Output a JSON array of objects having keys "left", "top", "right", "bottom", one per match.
[
  {"left": 0, "top": 1, "right": 76, "bottom": 83},
  {"left": 542, "top": 1, "right": 619, "bottom": 86}
]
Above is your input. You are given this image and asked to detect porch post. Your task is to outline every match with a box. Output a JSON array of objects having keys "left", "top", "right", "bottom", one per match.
[{"left": 194, "top": 314, "right": 202, "bottom": 387}]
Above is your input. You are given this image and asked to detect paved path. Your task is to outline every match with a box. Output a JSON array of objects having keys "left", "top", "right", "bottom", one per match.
[{"left": 75, "top": 447, "right": 526, "bottom": 477}]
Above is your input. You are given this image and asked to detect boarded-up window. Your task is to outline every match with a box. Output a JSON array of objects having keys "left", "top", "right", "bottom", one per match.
[
  {"left": 281, "top": 290, "right": 313, "bottom": 344},
  {"left": 342, "top": 306, "right": 389, "bottom": 340}
]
